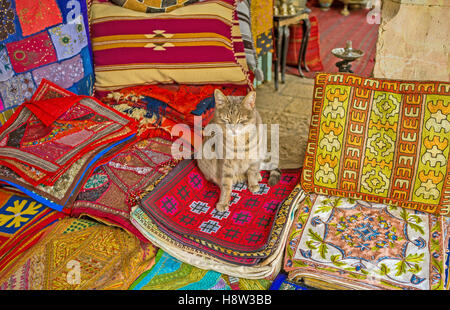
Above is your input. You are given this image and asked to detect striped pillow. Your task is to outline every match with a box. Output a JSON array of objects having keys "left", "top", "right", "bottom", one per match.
[
  {"left": 110, "top": 0, "right": 199, "bottom": 13},
  {"left": 91, "top": 0, "right": 250, "bottom": 92}
]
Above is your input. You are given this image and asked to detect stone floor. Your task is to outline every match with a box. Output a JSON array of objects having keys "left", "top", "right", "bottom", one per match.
[{"left": 255, "top": 73, "right": 315, "bottom": 169}]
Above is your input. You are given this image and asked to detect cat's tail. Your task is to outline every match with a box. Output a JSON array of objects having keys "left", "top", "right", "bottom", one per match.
[{"left": 268, "top": 168, "right": 281, "bottom": 186}]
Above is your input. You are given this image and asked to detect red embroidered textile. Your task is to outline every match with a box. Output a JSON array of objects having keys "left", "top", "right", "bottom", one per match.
[
  {"left": 72, "top": 137, "right": 178, "bottom": 242},
  {"left": 286, "top": 16, "right": 324, "bottom": 71},
  {"left": 0, "top": 80, "right": 138, "bottom": 187},
  {"left": 23, "top": 96, "right": 84, "bottom": 127},
  {"left": 140, "top": 160, "right": 301, "bottom": 253},
  {"left": 97, "top": 83, "right": 248, "bottom": 147},
  {"left": 0, "top": 80, "right": 138, "bottom": 213}
]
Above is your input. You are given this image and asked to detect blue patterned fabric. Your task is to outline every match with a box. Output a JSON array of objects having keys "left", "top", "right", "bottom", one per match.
[{"left": 269, "top": 273, "right": 309, "bottom": 290}]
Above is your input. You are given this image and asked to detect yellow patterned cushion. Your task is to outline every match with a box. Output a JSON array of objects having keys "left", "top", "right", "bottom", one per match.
[{"left": 301, "top": 73, "right": 450, "bottom": 216}]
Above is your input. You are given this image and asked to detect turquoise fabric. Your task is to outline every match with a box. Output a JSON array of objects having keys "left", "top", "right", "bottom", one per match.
[{"left": 130, "top": 250, "right": 231, "bottom": 290}]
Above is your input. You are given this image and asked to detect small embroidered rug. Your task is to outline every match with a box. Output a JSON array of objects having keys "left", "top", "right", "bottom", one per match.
[
  {"left": 72, "top": 137, "right": 177, "bottom": 242},
  {"left": 131, "top": 183, "right": 305, "bottom": 278},
  {"left": 139, "top": 159, "right": 301, "bottom": 254},
  {"left": 284, "top": 193, "right": 450, "bottom": 290},
  {"left": 0, "top": 188, "right": 66, "bottom": 279}
]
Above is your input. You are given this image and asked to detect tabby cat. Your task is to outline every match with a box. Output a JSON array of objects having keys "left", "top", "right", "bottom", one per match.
[{"left": 197, "top": 89, "right": 281, "bottom": 212}]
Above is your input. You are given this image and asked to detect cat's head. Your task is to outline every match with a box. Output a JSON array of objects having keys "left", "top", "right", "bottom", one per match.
[{"left": 212, "top": 89, "right": 257, "bottom": 131}]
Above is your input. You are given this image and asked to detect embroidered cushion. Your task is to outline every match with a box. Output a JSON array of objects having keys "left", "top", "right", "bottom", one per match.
[
  {"left": 301, "top": 73, "right": 450, "bottom": 216},
  {"left": 130, "top": 182, "right": 305, "bottom": 279},
  {"left": 0, "top": 0, "right": 94, "bottom": 124},
  {"left": 283, "top": 193, "right": 450, "bottom": 290},
  {"left": 110, "top": 0, "right": 199, "bottom": 13},
  {"left": 89, "top": 0, "right": 250, "bottom": 93}
]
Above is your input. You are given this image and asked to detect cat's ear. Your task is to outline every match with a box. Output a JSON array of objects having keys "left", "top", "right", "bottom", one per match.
[
  {"left": 242, "top": 91, "right": 256, "bottom": 110},
  {"left": 214, "top": 89, "right": 228, "bottom": 108}
]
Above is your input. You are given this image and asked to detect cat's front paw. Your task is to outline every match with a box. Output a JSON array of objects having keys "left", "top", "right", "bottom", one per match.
[
  {"left": 215, "top": 202, "right": 229, "bottom": 212},
  {"left": 249, "top": 184, "right": 260, "bottom": 194}
]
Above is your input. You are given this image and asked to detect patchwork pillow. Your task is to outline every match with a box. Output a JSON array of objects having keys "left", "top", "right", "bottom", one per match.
[
  {"left": 0, "top": 79, "right": 138, "bottom": 213},
  {"left": 110, "top": 0, "right": 199, "bottom": 13},
  {"left": 0, "top": 0, "right": 94, "bottom": 125},
  {"left": 90, "top": 0, "right": 250, "bottom": 92},
  {"left": 301, "top": 73, "right": 450, "bottom": 216}
]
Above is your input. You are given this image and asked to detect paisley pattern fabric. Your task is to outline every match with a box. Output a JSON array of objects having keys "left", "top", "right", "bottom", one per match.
[
  {"left": 302, "top": 73, "right": 450, "bottom": 216},
  {"left": 0, "top": 218, "right": 157, "bottom": 290},
  {"left": 284, "top": 193, "right": 450, "bottom": 290}
]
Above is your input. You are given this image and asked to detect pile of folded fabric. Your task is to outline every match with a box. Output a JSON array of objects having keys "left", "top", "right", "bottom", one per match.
[
  {"left": 129, "top": 249, "right": 272, "bottom": 290},
  {"left": 131, "top": 159, "right": 305, "bottom": 279}
]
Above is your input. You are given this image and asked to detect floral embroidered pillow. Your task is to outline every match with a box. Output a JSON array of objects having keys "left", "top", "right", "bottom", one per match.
[
  {"left": 284, "top": 193, "right": 450, "bottom": 290},
  {"left": 0, "top": 0, "right": 94, "bottom": 124},
  {"left": 301, "top": 73, "right": 450, "bottom": 216}
]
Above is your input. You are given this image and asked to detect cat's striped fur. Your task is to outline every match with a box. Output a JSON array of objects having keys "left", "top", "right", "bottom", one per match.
[{"left": 197, "top": 89, "right": 281, "bottom": 212}]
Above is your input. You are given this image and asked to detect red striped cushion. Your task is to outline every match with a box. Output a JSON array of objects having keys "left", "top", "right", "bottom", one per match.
[{"left": 286, "top": 16, "right": 324, "bottom": 71}]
